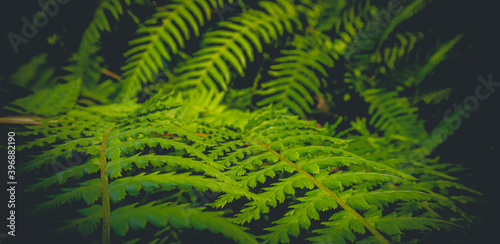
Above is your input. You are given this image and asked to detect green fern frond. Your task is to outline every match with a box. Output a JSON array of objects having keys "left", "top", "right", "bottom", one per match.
[
  {"left": 261, "top": 187, "right": 337, "bottom": 244},
  {"left": 108, "top": 172, "right": 259, "bottom": 203},
  {"left": 19, "top": 92, "right": 473, "bottom": 243},
  {"left": 175, "top": 0, "right": 298, "bottom": 90},
  {"left": 309, "top": 209, "right": 461, "bottom": 244},
  {"left": 62, "top": 203, "right": 260, "bottom": 243},
  {"left": 417, "top": 180, "right": 481, "bottom": 195},
  {"left": 59, "top": 205, "right": 102, "bottom": 237},
  {"left": 307, "top": 210, "right": 364, "bottom": 244},
  {"left": 20, "top": 139, "right": 100, "bottom": 173},
  {"left": 414, "top": 87, "right": 452, "bottom": 104},
  {"left": 6, "top": 52, "right": 56, "bottom": 90},
  {"left": 33, "top": 179, "right": 102, "bottom": 213},
  {"left": 374, "top": 31, "right": 424, "bottom": 70},
  {"left": 118, "top": 0, "right": 230, "bottom": 101},
  {"left": 259, "top": 171, "right": 411, "bottom": 243},
  {"left": 209, "top": 108, "right": 445, "bottom": 243},
  {"left": 304, "top": 0, "right": 347, "bottom": 32},
  {"left": 106, "top": 154, "right": 227, "bottom": 180},
  {"left": 414, "top": 35, "right": 463, "bottom": 84},
  {"left": 378, "top": 0, "right": 434, "bottom": 47},
  {"left": 362, "top": 88, "right": 427, "bottom": 140},
  {"left": 370, "top": 213, "right": 462, "bottom": 235},
  {"left": 83, "top": 0, "right": 131, "bottom": 44},
  {"left": 257, "top": 35, "right": 334, "bottom": 117},
  {"left": 109, "top": 203, "right": 259, "bottom": 243},
  {"left": 5, "top": 79, "right": 81, "bottom": 116},
  {"left": 20, "top": 92, "right": 264, "bottom": 243},
  {"left": 26, "top": 158, "right": 101, "bottom": 193},
  {"left": 344, "top": 189, "right": 450, "bottom": 211},
  {"left": 72, "top": 0, "right": 132, "bottom": 102}
]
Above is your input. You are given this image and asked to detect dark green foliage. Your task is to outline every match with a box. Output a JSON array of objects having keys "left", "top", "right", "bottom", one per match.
[
  {"left": 17, "top": 93, "right": 475, "bottom": 243},
  {"left": 257, "top": 35, "right": 334, "bottom": 117},
  {"left": 4, "top": 0, "right": 481, "bottom": 243},
  {"left": 6, "top": 79, "right": 81, "bottom": 116},
  {"left": 174, "top": 0, "right": 297, "bottom": 91}
]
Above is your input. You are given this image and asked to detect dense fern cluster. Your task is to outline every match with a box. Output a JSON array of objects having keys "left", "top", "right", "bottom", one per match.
[
  {"left": 2, "top": 0, "right": 481, "bottom": 243},
  {"left": 19, "top": 93, "right": 257, "bottom": 243},
  {"left": 16, "top": 92, "right": 473, "bottom": 243}
]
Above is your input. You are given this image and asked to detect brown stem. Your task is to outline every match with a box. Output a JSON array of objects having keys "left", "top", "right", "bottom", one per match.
[
  {"left": 100, "top": 127, "right": 114, "bottom": 244},
  {"left": 102, "top": 69, "right": 122, "bottom": 80},
  {"left": 248, "top": 137, "right": 391, "bottom": 244}
]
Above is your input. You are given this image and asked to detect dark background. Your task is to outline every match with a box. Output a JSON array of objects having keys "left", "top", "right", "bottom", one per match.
[{"left": 0, "top": 0, "right": 498, "bottom": 243}]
